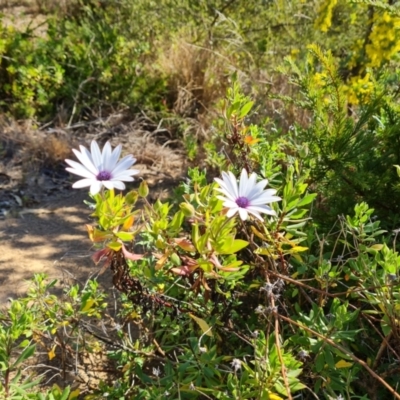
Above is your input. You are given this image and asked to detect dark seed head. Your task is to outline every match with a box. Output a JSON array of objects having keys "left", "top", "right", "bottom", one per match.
[
  {"left": 236, "top": 196, "right": 250, "bottom": 208},
  {"left": 97, "top": 170, "right": 112, "bottom": 181}
]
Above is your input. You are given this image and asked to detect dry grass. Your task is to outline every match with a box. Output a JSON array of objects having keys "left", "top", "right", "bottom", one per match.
[
  {"left": 156, "top": 34, "right": 232, "bottom": 119},
  {"left": 0, "top": 119, "right": 72, "bottom": 172},
  {"left": 0, "top": 112, "right": 188, "bottom": 186}
]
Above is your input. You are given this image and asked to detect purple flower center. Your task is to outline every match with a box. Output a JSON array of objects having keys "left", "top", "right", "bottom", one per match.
[
  {"left": 97, "top": 170, "right": 112, "bottom": 181},
  {"left": 236, "top": 196, "right": 250, "bottom": 208}
]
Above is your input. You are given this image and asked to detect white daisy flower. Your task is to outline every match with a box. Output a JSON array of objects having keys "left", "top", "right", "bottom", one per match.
[
  {"left": 65, "top": 140, "right": 139, "bottom": 195},
  {"left": 214, "top": 168, "right": 281, "bottom": 221}
]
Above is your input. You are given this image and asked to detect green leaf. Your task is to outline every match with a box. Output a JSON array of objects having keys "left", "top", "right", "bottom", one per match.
[
  {"left": 381, "top": 315, "right": 392, "bottom": 336},
  {"left": 198, "top": 260, "right": 213, "bottom": 272},
  {"left": 115, "top": 231, "right": 135, "bottom": 241},
  {"left": 11, "top": 344, "right": 35, "bottom": 369},
  {"left": 189, "top": 314, "right": 213, "bottom": 337},
  {"left": 171, "top": 210, "right": 184, "bottom": 231},
  {"left": 315, "top": 352, "right": 325, "bottom": 373},
  {"left": 239, "top": 100, "right": 254, "bottom": 118},
  {"left": 324, "top": 349, "right": 335, "bottom": 369},
  {"left": 107, "top": 241, "right": 122, "bottom": 251},
  {"left": 218, "top": 239, "right": 249, "bottom": 254},
  {"left": 296, "top": 193, "right": 317, "bottom": 207}
]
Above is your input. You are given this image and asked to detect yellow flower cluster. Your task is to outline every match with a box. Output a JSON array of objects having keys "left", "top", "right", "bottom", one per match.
[
  {"left": 314, "top": 0, "right": 338, "bottom": 32},
  {"left": 312, "top": 72, "right": 328, "bottom": 87},
  {"left": 366, "top": 11, "right": 400, "bottom": 67},
  {"left": 345, "top": 73, "right": 374, "bottom": 105}
]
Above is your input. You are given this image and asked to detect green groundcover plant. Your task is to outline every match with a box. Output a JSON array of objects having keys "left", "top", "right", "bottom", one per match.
[{"left": 1, "top": 84, "right": 400, "bottom": 399}]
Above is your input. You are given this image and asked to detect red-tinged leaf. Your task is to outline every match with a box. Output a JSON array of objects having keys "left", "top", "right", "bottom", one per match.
[
  {"left": 217, "top": 266, "right": 241, "bottom": 272},
  {"left": 210, "top": 254, "right": 240, "bottom": 271},
  {"left": 92, "top": 248, "right": 114, "bottom": 274},
  {"left": 156, "top": 254, "right": 169, "bottom": 270},
  {"left": 202, "top": 277, "right": 211, "bottom": 291},
  {"left": 92, "top": 248, "right": 112, "bottom": 264},
  {"left": 210, "top": 254, "right": 223, "bottom": 269},
  {"left": 180, "top": 255, "right": 198, "bottom": 267},
  {"left": 121, "top": 244, "right": 144, "bottom": 261},
  {"left": 170, "top": 265, "right": 196, "bottom": 276},
  {"left": 174, "top": 238, "right": 196, "bottom": 252}
]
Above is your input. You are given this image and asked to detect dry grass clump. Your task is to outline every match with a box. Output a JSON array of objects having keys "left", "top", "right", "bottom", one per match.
[
  {"left": 157, "top": 34, "right": 232, "bottom": 119},
  {"left": 0, "top": 119, "right": 72, "bottom": 172},
  {"left": 25, "top": 132, "right": 72, "bottom": 169}
]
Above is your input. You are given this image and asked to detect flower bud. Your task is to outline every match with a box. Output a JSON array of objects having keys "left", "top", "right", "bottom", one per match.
[
  {"left": 138, "top": 180, "right": 149, "bottom": 198},
  {"left": 170, "top": 252, "right": 181, "bottom": 266},
  {"left": 125, "top": 190, "right": 138, "bottom": 205},
  {"left": 180, "top": 202, "right": 195, "bottom": 217}
]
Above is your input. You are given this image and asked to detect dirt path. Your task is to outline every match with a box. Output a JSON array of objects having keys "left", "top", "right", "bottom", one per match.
[{"left": 0, "top": 190, "right": 111, "bottom": 304}]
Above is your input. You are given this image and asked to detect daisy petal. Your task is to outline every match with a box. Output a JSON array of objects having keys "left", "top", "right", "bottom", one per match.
[
  {"left": 109, "top": 144, "right": 122, "bottom": 171},
  {"left": 91, "top": 140, "right": 103, "bottom": 169},
  {"left": 111, "top": 176, "right": 134, "bottom": 183},
  {"left": 111, "top": 155, "right": 136, "bottom": 176},
  {"left": 215, "top": 188, "right": 237, "bottom": 202},
  {"left": 238, "top": 207, "right": 248, "bottom": 221},
  {"left": 245, "top": 172, "right": 258, "bottom": 196},
  {"left": 66, "top": 162, "right": 96, "bottom": 179},
  {"left": 73, "top": 148, "right": 98, "bottom": 175},
  {"left": 102, "top": 180, "right": 115, "bottom": 190},
  {"left": 248, "top": 205, "right": 277, "bottom": 216},
  {"left": 102, "top": 142, "right": 113, "bottom": 172},
  {"left": 112, "top": 169, "right": 140, "bottom": 177},
  {"left": 214, "top": 177, "right": 234, "bottom": 196},
  {"left": 106, "top": 180, "right": 126, "bottom": 190},
  {"left": 72, "top": 178, "right": 93, "bottom": 188},
  {"left": 247, "top": 179, "right": 269, "bottom": 199},
  {"left": 238, "top": 169, "right": 249, "bottom": 197},
  {"left": 90, "top": 181, "right": 103, "bottom": 195},
  {"left": 226, "top": 171, "right": 239, "bottom": 198},
  {"left": 226, "top": 207, "right": 239, "bottom": 218},
  {"left": 250, "top": 195, "right": 281, "bottom": 206},
  {"left": 247, "top": 209, "right": 264, "bottom": 221},
  {"left": 222, "top": 200, "right": 239, "bottom": 208}
]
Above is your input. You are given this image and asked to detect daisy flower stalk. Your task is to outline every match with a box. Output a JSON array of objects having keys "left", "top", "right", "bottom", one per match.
[
  {"left": 214, "top": 169, "right": 281, "bottom": 221},
  {"left": 65, "top": 140, "right": 139, "bottom": 195}
]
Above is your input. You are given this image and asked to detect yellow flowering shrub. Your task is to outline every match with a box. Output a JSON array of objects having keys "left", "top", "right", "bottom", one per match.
[
  {"left": 366, "top": 11, "right": 400, "bottom": 67},
  {"left": 345, "top": 73, "right": 374, "bottom": 105},
  {"left": 312, "top": 72, "right": 328, "bottom": 87},
  {"left": 314, "top": 0, "right": 338, "bottom": 32}
]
